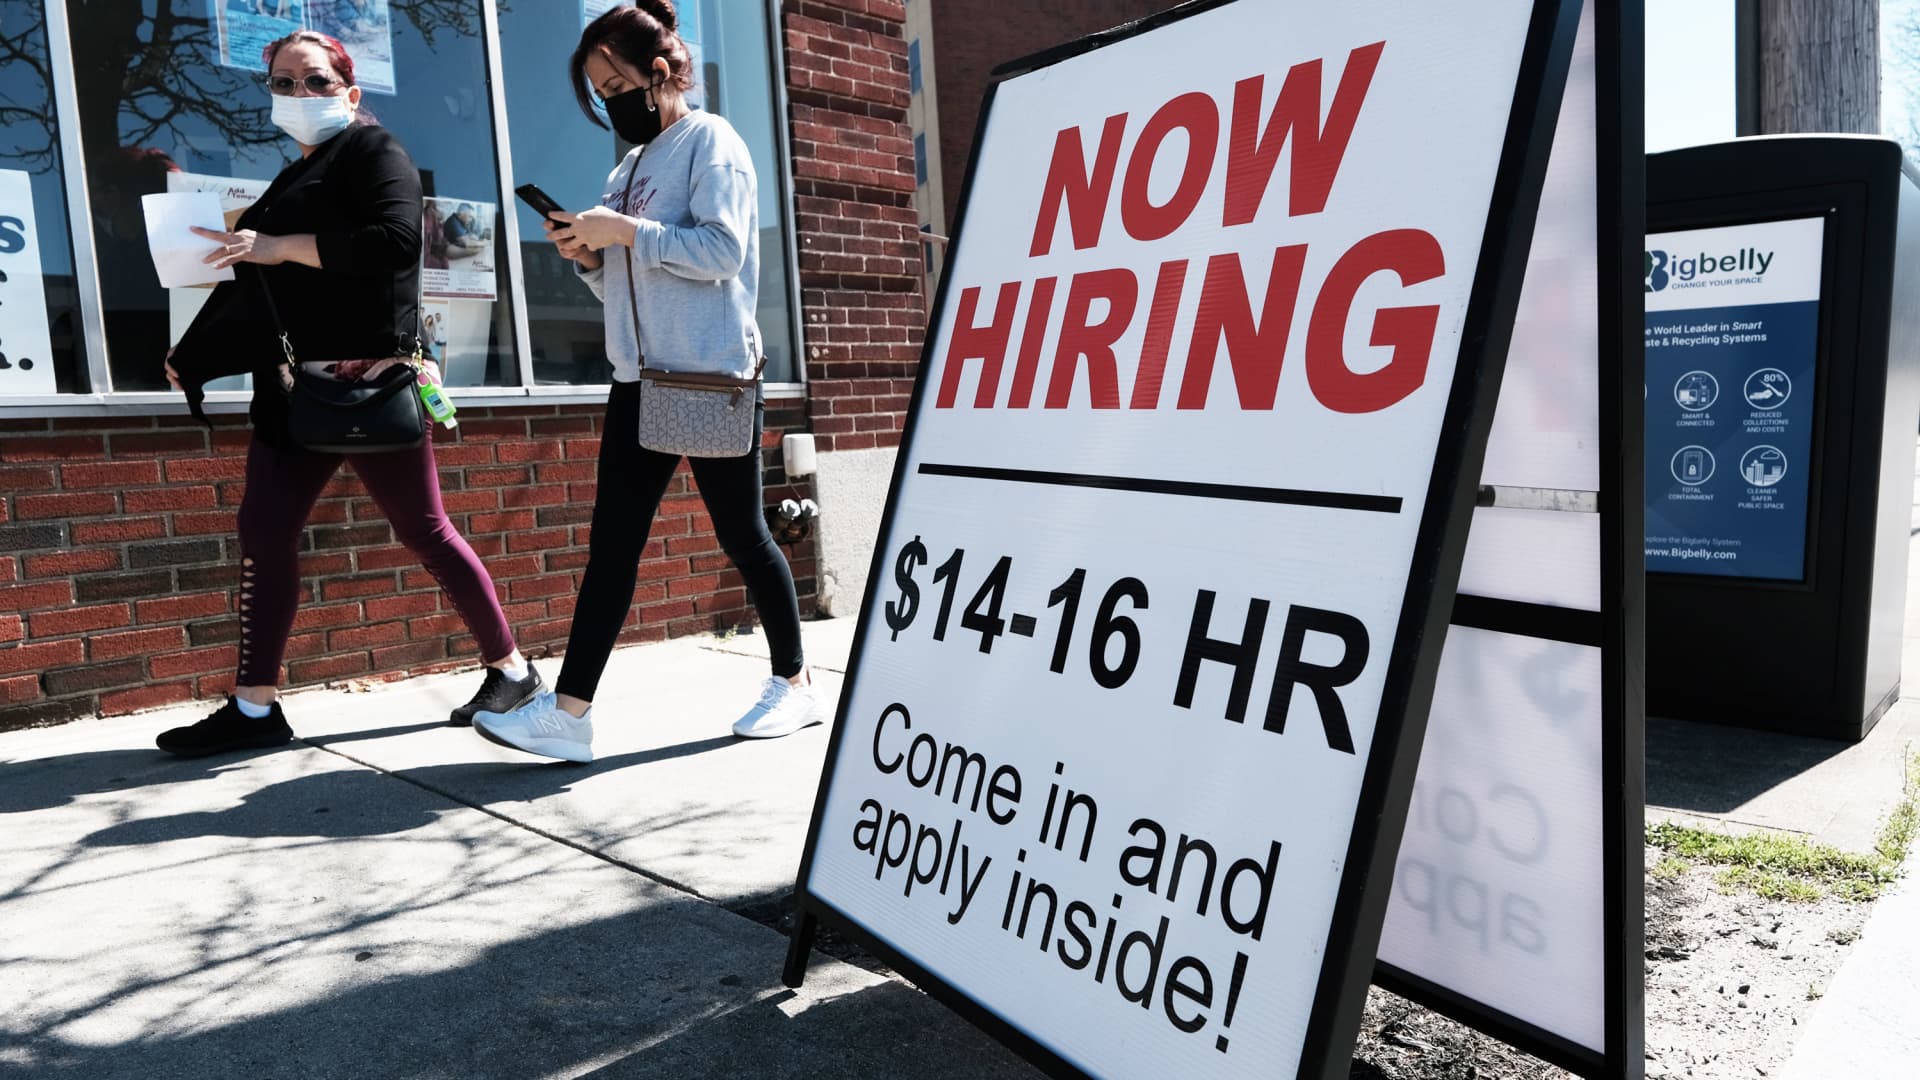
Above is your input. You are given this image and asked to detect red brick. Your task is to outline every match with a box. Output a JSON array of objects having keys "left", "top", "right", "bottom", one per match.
[
  {"left": 365, "top": 593, "right": 440, "bottom": 621},
  {"left": 89, "top": 626, "right": 188, "bottom": 661},
  {"left": 24, "top": 549, "right": 124, "bottom": 577},
  {"left": 0, "top": 435, "right": 107, "bottom": 462},
  {"left": 0, "top": 614, "right": 19, "bottom": 644},
  {"left": 0, "top": 466, "right": 58, "bottom": 491},
  {"left": 468, "top": 511, "right": 536, "bottom": 534},
  {"left": 0, "top": 581, "right": 75, "bottom": 612},
  {"left": 15, "top": 492, "right": 118, "bottom": 519},
  {"left": 466, "top": 466, "right": 532, "bottom": 487},
  {"left": 150, "top": 646, "right": 235, "bottom": 679},
  {"left": 441, "top": 490, "right": 500, "bottom": 514},
  {"left": 62, "top": 461, "right": 164, "bottom": 489},
  {"left": 500, "top": 484, "right": 567, "bottom": 508},
  {"left": 0, "top": 557, "right": 13, "bottom": 583},
  {"left": 536, "top": 462, "right": 597, "bottom": 483},
  {"left": 288, "top": 653, "right": 372, "bottom": 683},
  {"left": 283, "top": 632, "right": 326, "bottom": 660},
  {"left": 372, "top": 640, "right": 449, "bottom": 668},
  {"left": 136, "top": 592, "right": 231, "bottom": 623},
  {"left": 546, "top": 551, "right": 590, "bottom": 572},
  {"left": 290, "top": 602, "right": 366, "bottom": 631},
  {"left": 99, "top": 681, "right": 195, "bottom": 716},
  {"left": 172, "top": 511, "right": 240, "bottom": 536},
  {"left": 668, "top": 574, "right": 724, "bottom": 598},
  {"left": 109, "top": 432, "right": 208, "bottom": 456},
  {"left": 564, "top": 439, "right": 602, "bottom": 460},
  {"left": 408, "top": 613, "right": 467, "bottom": 638},
  {"left": 432, "top": 444, "right": 495, "bottom": 466},
  {"left": 322, "top": 574, "right": 398, "bottom": 600},
  {"left": 298, "top": 553, "right": 355, "bottom": 578},
  {"left": 529, "top": 417, "right": 596, "bottom": 437},
  {"left": 29, "top": 603, "right": 132, "bottom": 638},
  {"left": 0, "top": 638, "right": 86, "bottom": 675},
  {"left": 125, "top": 486, "right": 219, "bottom": 513},
  {"left": 506, "top": 528, "right": 570, "bottom": 554},
  {"left": 0, "top": 672, "right": 39, "bottom": 705},
  {"left": 329, "top": 622, "right": 407, "bottom": 650},
  {"left": 452, "top": 419, "right": 527, "bottom": 441},
  {"left": 197, "top": 671, "right": 239, "bottom": 697},
  {"left": 355, "top": 545, "right": 417, "bottom": 571},
  {"left": 164, "top": 457, "right": 248, "bottom": 483},
  {"left": 507, "top": 576, "right": 573, "bottom": 601},
  {"left": 496, "top": 441, "right": 563, "bottom": 464},
  {"left": 72, "top": 517, "right": 168, "bottom": 544}
]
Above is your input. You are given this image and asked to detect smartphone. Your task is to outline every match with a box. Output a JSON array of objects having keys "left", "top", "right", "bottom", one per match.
[{"left": 514, "top": 183, "right": 567, "bottom": 223}]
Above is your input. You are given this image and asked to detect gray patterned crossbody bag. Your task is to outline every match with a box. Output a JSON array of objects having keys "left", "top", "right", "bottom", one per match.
[{"left": 618, "top": 157, "right": 764, "bottom": 459}]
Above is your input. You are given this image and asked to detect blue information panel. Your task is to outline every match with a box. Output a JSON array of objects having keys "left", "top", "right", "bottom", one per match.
[{"left": 1645, "top": 217, "right": 1824, "bottom": 580}]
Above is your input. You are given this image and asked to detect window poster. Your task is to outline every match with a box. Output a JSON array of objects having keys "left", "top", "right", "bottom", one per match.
[
  {"left": 0, "top": 169, "right": 57, "bottom": 396},
  {"left": 421, "top": 197, "right": 499, "bottom": 300},
  {"left": 309, "top": 0, "right": 397, "bottom": 95},
  {"left": 211, "top": 0, "right": 394, "bottom": 96},
  {"left": 212, "top": 0, "right": 308, "bottom": 75}
]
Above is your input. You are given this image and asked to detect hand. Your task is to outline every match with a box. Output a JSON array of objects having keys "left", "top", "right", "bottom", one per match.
[
  {"left": 547, "top": 207, "right": 634, "bottom": 254},
  {"left": 193, "top": 226, "right": 284, "bottom": 270},
  {"left": 163, "top": 348, "right": 181, "bottom": 392},
  {"left": 544, "top": 217, "right": 603, "bottom": 270}
]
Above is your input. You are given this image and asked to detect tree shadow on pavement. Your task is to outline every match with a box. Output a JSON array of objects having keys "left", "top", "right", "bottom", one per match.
[
  {"left": 0, "top": 895, "right": 1040, "bottom": 1080},
  {"left": 0, "top": 746, "right": 284, "bottom": 817}
]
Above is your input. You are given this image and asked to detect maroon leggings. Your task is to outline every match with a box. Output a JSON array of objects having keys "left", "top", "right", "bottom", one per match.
[{"left": 234, "top": 435, "right": 517, "bottom": 686}]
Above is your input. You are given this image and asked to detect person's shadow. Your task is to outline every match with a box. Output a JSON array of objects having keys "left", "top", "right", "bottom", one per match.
[{"left": 75, "top": 733, "right": 742, "bottom": 848}]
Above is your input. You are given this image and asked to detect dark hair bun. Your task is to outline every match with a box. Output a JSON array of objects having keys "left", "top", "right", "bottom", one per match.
[{"left": 633, "top": 0, "right": 677, "bottom": 32}]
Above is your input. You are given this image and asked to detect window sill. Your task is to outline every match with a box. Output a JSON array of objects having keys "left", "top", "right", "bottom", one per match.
[{"left": 0, "top": 382, "right": 811, "bottom": 418}]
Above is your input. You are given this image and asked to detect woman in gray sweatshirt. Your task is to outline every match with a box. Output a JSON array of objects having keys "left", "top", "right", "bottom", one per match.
[{"left": 472, "top": 0, "right": 815, "bottom": 762}]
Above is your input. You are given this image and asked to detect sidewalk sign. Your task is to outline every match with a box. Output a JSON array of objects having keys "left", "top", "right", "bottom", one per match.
[
  {"left": 784, "top": 1, "right": 1581, "bottom": 1077},
  {"left": 1372, "top": 3, "right": 1645, "bottom": 1078}
]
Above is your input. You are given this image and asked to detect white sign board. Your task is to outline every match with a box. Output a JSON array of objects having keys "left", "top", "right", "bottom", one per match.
[
  {"left": 792, "top": 1, "right": 1573, "bottom": 1077},
  {"left": 0, "top": 169, "right": 57, "bottom": 396}
]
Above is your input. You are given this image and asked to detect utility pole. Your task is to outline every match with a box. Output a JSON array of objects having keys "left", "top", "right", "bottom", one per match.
[{"left": 1741, "top": 0, "right": 1880, "bottom": 135}]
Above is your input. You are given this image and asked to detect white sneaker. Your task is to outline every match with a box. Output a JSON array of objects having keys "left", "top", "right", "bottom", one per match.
[
  {"left": 732, "top": 675, "right": 824, "bottom": 739},
  {"left": 473, "top": 691, "right": 595, "bottom": 763}
]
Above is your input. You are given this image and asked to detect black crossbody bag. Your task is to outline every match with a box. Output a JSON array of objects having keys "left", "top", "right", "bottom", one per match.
[{"left": 252, "top": 269, "right": 426, "bottom": 455}]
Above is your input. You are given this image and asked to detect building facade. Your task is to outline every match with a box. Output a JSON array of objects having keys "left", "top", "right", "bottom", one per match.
[{"left": 0, "top": 0, "right": 922, "bottom": 728}]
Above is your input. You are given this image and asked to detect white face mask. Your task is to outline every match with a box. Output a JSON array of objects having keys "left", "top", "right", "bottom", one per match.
[{"left": 271, "top": 93, "right": 355, "bottom": 146}]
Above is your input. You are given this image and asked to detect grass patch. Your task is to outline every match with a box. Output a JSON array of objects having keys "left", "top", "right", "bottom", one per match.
[
  {"left": 1650, "top": 747, "right": 1920, "bottom": 903},
  {"left": 1650, "top": 856, "right": 1691, "bottom": 881},
  {"left": 1874, "top": 750, "right": 1920, "bottom": 865}
]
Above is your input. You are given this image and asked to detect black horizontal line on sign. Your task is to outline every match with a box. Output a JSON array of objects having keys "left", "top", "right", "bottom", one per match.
[{"left": 916, "top": 463, "right": 1403, "bottom": 514}]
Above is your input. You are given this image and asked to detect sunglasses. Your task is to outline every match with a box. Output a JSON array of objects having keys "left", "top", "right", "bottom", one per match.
[{"left": 266, "top": 73, "right": 345, "bottom": 95}]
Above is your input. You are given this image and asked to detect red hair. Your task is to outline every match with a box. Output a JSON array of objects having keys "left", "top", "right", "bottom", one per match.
[{"left": 262, "top": 31, "right": 357, "bottom": 87}]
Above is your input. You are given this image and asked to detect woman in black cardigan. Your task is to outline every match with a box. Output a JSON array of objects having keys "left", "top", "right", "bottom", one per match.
[{"left": 158, "top": 31, "right": 541, "bottom": 756}]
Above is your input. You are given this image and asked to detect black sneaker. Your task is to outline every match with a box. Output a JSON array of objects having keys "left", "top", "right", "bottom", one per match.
[
  {"left": 449, "top": 663, "right": 546, "bottom": 726},
  {"left": 156, "top": 697, "right": 294, "bottom": 758}
]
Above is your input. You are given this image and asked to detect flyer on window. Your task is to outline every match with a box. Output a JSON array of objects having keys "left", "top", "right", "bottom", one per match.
[
  {"left": 308, "top": 0, "right": 396, "bottom": 95},
  {"left": 420, "top": 197, "right": 498, "bottom": 300},
  {"left": 212, "top": 0, "right": 308, "bottom": 74},
  {"left": 0, "top": 168, "right": 57, "bottom": 396}
]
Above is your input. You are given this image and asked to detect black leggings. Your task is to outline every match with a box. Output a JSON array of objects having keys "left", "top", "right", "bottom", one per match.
[{"left": 555, "top": 380, "right": 804, "bottom": 700}]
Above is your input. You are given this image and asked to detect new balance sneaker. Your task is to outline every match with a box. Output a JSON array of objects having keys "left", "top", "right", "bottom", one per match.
[
  {"left": 449, "top": 663, "right": 546, "bottom": 727},
  {"left": 472, "top": 691, "right": 594, "bottom": 763},
  {"left": 156, "top": 697, "right": 294, "bottom": 758},
  {"left": 731, "top": 675, "right": 825, "bottom": 739}
]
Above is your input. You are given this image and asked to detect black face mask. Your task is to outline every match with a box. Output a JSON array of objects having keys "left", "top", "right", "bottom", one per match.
[{"left": 605, "top": 85, "right": 662, "bottom": 145}]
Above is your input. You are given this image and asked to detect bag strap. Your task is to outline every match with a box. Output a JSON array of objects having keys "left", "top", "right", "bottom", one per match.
[{"left": 249, "top": 265, "right": 300, "bottom": 375}]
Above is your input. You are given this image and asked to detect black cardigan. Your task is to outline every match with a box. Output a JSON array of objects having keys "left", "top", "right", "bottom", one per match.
[{"left": 171, "top": 123, "right": 426, "bottom": 444}]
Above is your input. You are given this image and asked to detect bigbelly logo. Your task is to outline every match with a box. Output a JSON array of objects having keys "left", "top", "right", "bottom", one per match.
[{"left": 1645, "top": 249, "right": 1669, "bottom": 292}]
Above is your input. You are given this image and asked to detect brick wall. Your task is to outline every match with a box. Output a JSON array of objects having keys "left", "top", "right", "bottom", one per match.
[
  {"left": 0, "top": 403, "right": 816, "bottom": 731},
  {"left": 783, "top": 0, "right": 926, "bottom": 450},
  {"left": 927, "top": 0, "right": 1176, "bottom": 231}
]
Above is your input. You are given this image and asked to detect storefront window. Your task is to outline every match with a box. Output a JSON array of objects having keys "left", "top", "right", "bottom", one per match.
[
  {"left": 499, "top": 0, "right": 800, "bottom": 385},
  {"left": 0, "top": 1, "right": 89, "bottom": 395},
  {"left": 63, "top": 0, "right": 521, "bottom": 392}
]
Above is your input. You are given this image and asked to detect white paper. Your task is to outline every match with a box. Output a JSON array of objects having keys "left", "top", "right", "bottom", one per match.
[{"left": 141, "top": 192, "right": 233, "bottom": 289}]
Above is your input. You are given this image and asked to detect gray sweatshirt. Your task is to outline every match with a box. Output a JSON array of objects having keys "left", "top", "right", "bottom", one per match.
[{"left": 577, "top": 111, "right": 762, "bottom": 382}]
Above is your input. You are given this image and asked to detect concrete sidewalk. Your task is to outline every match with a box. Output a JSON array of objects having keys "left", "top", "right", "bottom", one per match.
[{"left": 0, "top": 618, "right": 1039, "bottom": 1079}]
